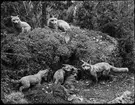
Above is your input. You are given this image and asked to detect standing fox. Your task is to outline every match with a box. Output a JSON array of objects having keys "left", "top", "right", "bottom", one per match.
[
  {"left": 81, "top": 60, "right": 129, "bottom": 82},
  {"left": 11, "top": 69, "right": 49, "bottom": 92},
  {"left": 11, "top": 15, "right": 31, "bottom": 34}
]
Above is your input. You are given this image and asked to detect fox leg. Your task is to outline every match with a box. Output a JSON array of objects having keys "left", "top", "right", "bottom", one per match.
[
  {"left": 103, "top": 70, "right": 110, "bottom": 76},
  {"left": 93, "top": 73, "right": 98, "bottom": 83},
  {"left": 54, "top": 77, "right": 62, "bottom": 85},
  {"left": 20, "top": 83, "right": 30, "bottom": 92},
  {"left": 95, "top": 75, "right": 98, "bottom": 83},
  {"left": 37, "top": 82, "right": 41, "bottom": 85},
  {"left": 36, "top": 81, "right": 41, "bottom": 87},
  {"left": 102, "top": 69, "right": 113, "bottom": 82},
  {"left": 54, "top": 79, "right": 58, "bottom": 84},
  {"left": 64, "top": 35, "right": 70, "bottom": 43},
  {"left": 19, "top": 28, "right": 25, "bottom": 34},
  {"left": 60, "top": 78, "right": 64, "bottom": 85},
  {"left": 19, "top": 86, "right": 25, "bottom": 92},
  {"left": 55, "top": 25, "right": 58, "bottom": 31},
  {"left": 57, "top": 78, "right": 64, "bottom": 85},
  {"left": 60, "top": 85, "right": 70, "bottom": 96},
  {"left": 91, "top": 71, "right": 98, "bottom": 83}
]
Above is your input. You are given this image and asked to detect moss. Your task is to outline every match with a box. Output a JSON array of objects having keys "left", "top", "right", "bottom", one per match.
[
  {"left": 25, "top": 83, "right": 70, "bottom": 104},
  {"left": 1, "top": 26, "right": 121, "bottom": 79}
]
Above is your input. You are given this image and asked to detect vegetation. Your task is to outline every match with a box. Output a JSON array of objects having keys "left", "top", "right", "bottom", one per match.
[
  {"left": 72, "top": 1, "right": 134, "bottom": 71},
  {"left": 3, "top": 92, "right": 28, "bottom": 104},
  {"left": 1, "top": 0, "right": 134, "bottom": 104}
]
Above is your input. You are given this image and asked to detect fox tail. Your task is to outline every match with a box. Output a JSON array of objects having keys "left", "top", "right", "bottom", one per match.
[
  {"left": 11, "top": 79, "right": 20, "bottom": 84},
  {"left": 111, "top": 66, "right": 129, "bottom": 72}
]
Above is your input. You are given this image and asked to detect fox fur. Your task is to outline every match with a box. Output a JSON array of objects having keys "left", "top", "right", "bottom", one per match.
[
  {"left": 53, "top": 64, "right": 78, "bottom": 85},
  {"left": 64, "top": 70, "right": 77, "bottom": 90},
  {"left": 47, "top": 17, "right": 71, "bottom": 32},
  {"left": 53, "top": 69, "right": 65, "bottom": 85},
  {"left": 11, "top": 69, "right": 49, "bottom": 92},
  {"left": 62, "top": 64, "right": 78, "bottom": 72},
  {"left": 81, "top": 60, "right": 129, "bottom": 82},
  {"left": 11, "top": 15, "right": 31, "bottom": 34}
]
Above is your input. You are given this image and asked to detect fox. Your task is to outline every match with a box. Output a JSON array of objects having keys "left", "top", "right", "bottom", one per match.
[
  {"left": 64, "top": 70, "right": 77, "bottom": 90},
  {"left": 62, "top": 64, "right": 78, "bottom": 72},
  {"left": 81, "top": 60, "right": 129, "bottom": 82},
  {"left": 62, "top": 64, "right": 78, "bottom": 90},
  {"left": 11, "top": 69, "right": 49, "bottom": 92},
  {"left": 11, "top": 15, "right": 31, "bottom": 34},
  {"left": 53, "top": 64, "right": 78, "bottom": 85},
  {"left": 53, "top": 69, "right": 65, "bottom": 85},
  {"left": 47, "top": 17, "right": 71, "bottom": 43},
  {"left": 47, "top": 17, "right": 71, "bottom": 32}
]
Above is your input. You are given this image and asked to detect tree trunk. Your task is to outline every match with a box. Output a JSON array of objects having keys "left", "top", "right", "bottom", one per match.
[{"left": 41, "top": 1, "right": 47, "bottom": 27}]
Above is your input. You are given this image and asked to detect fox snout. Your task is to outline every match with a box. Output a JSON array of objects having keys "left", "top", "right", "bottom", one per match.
[
  {"left": 74, "top": 73, "right": 77, "bottom": 77},
  {"left": 50, "top": 20, "right": 57, "bottom": 25},
  {"left": 12, "top": 20, "right": 19, "bottom": 23},
  {"left": 81, "top": 64, "right": 91, "bottom": 70}
]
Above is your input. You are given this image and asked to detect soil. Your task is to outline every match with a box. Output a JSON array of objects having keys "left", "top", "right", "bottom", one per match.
[{"left": 22, "top": 72, "right": 134, "bottom": 104}]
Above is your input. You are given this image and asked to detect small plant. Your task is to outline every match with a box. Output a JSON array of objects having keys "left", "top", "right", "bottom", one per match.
[{"left": 4, "top": 92, "right": 28, "bottom": 104}]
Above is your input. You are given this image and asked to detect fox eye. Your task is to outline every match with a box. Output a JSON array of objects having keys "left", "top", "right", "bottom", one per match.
[{"left": 82, "top": 65, "right": 85, "bottom": 68}]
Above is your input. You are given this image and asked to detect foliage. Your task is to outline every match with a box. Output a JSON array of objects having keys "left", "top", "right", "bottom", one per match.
[
  {"left": 1, "top": 1, "right": 73, "bottom": 29},
  {"left": 3, "top": 92, "right": 28, "bottom": 104},
  {"left": 1, "top": 1, "right": 134, "bottom": 103},
  {"left": 71, "top": 0, "right": 134, "bottom": 71}
]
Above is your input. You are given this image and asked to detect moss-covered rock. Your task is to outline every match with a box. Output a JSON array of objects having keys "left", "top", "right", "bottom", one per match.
[{"left": 1, "top": 26, "right": 122, "bottom": 80}]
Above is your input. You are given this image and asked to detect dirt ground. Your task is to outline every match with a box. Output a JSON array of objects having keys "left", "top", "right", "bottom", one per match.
[
  {"left": 20, "top": 72, "right": 134, "bottom": 104},
  {"left": 73, "top": 73, "right": 134, "bottom": 103}
]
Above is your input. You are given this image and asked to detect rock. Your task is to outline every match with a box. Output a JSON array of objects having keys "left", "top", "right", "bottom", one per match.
[
  {"left": 42, "top": 87, "right": 45, "bottom": 90},
  {"left": 108, "top": 90, "right": 133, "bottom": 104},
  {"left": 68, "top": 94, "right": 77, "bottom": 101},
  {"left": 68, "top": 94, "right": 84, "bottom": 103}
]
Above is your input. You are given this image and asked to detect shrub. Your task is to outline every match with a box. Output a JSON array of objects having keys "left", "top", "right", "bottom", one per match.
[{"left": 4, "top": 92, "right": 28, "bottom": 104}]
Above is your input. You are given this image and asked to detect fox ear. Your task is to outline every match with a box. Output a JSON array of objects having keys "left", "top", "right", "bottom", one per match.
[
  {"left": 50, "top": 15, "right": 54, "bottom": 18},
  {"left": 88, "top": 60, "right": 91, "bottom": 64},
  {"left": 62, "top": 64, "right": 67, "bottom": 66},
  {"left": 55, "top": 15, "right": 58, "bottom": 19},
  {"left": 11, "top": 16, "right": 13, "bottom": 18},
  {"left": 80, "top": 59, "right": 85, "bottom": 64},
  {"left": 46, "top": 69, "right": 49, "bottom": 72}
]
